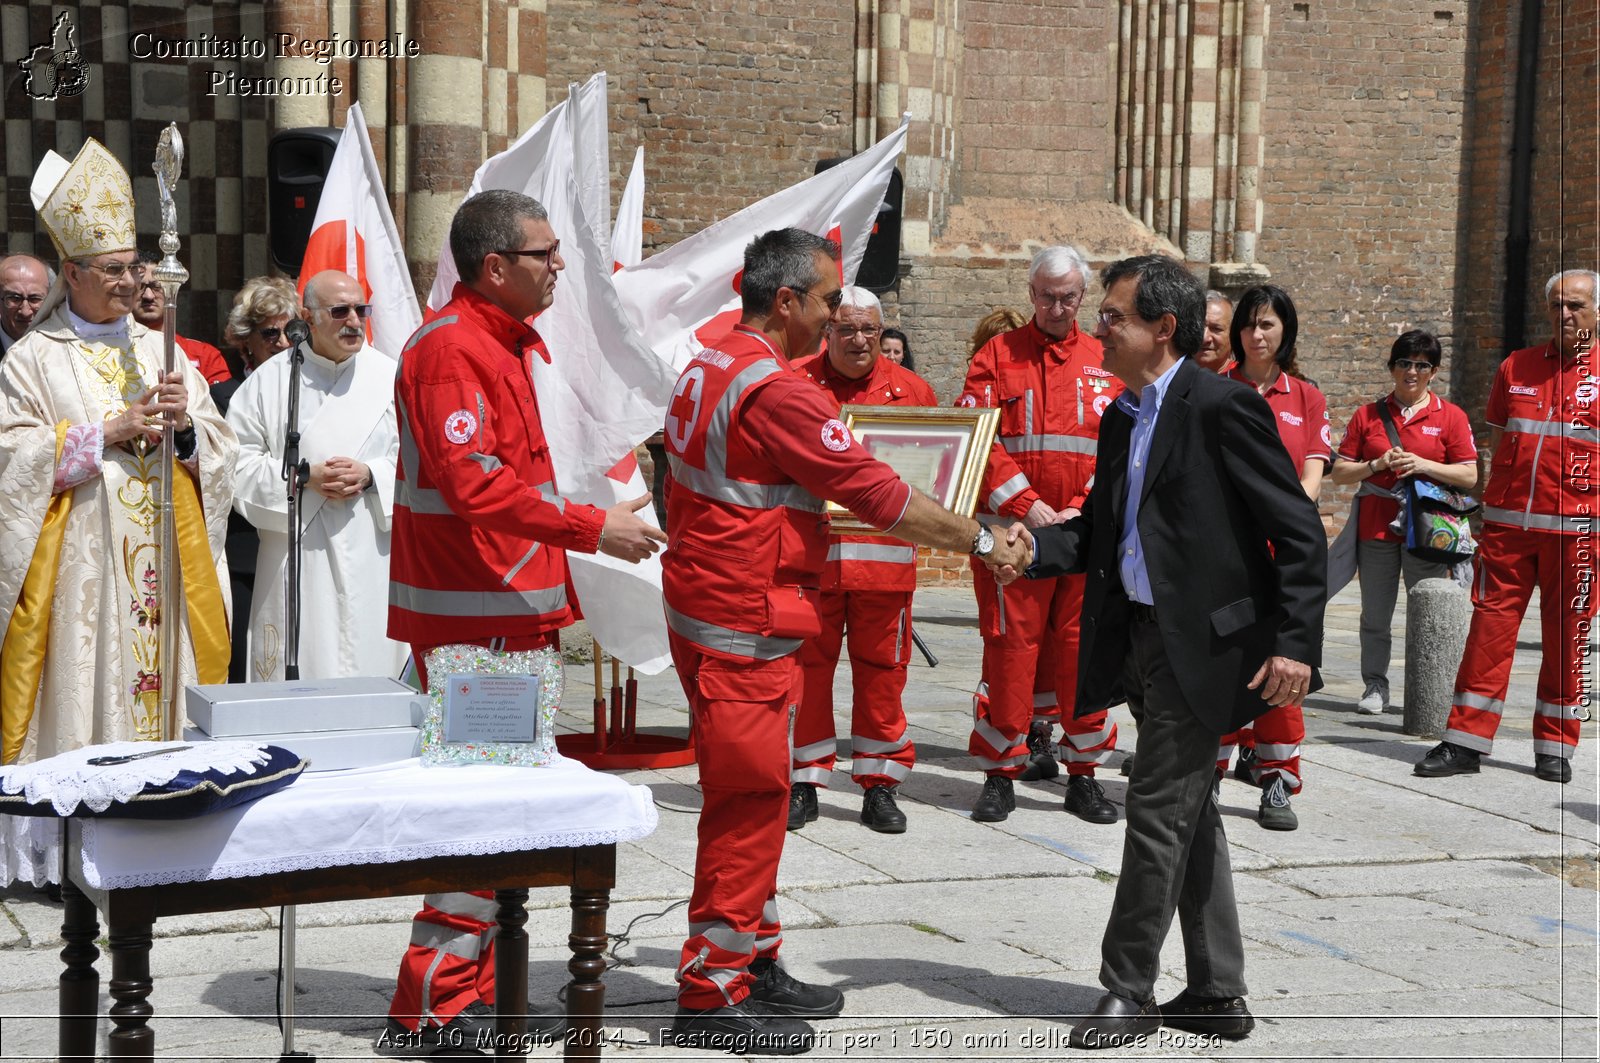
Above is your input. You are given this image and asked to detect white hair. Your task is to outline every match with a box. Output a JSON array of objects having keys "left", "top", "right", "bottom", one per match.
[
  {"left": 1545, "top": 269, "right": 1600, "bottom": 302},
  {"left": 1028, "top": 245, "right": 1089, "bottom": 286},
  {"left": 1205, "top": 289, "right": 1232, "bottom": 306},
  {"left": 837, "top": 285, "right": 882, "bottom": 318}
]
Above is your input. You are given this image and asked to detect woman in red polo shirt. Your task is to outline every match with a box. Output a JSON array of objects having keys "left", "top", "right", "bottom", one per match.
[
  {"left": 1330, "top": 329, "right": 1478, "bottom": 716},
  {"left": 1219, "top": 284, "right": 1330, "bottom": 831}
]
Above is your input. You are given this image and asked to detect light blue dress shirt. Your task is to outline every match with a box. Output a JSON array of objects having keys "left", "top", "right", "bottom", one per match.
[{"left": 1117, "top": 358, "right": 1187, "bottom": 605}]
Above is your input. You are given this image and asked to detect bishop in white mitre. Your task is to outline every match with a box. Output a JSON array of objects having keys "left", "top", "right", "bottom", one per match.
[{"left": 227, "top": 269, "right": 406, "bottom": 682}]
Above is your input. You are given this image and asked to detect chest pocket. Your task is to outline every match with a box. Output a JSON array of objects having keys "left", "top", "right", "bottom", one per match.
[{"left": 999, "top": 369, "right": 1033, "bottom": 435}]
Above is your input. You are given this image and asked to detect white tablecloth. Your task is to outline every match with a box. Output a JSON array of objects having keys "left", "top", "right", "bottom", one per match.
[{"left": 76, "top": 757, "right": 658, "bottom": 889}]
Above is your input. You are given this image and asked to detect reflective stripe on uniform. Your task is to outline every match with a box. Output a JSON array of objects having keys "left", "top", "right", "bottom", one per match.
[
  {"left": 664, "top": 602, "right": 801, "bottom": 660},
  {"left": 1481, "top": 506, "right": 1593, "bottom": 533},
  {"left": 852, "top": 727, "right": 909, "bottom": 756},
  {"left": 1001, "top": 434, "right": 1097, "bottom": 456},
  {"left": 396, "top": 477, "right": 455, "bottom": 515},
  {"left": 1454, "top": 690, "right": 1505, "bottom": 717},
  {"left": 391, "top": 581, "right": 568, "bottom": 617},
  {"left": 1504, "top": 417, "right": 1600, "bottom": 441},
  {"left": 408, "top": 922, "right": 486, "bottom": 958},
  {"left": 687, "top": 920, "right": 756, "bottom": 955},
  {"left": 972, "top": 752, "right": 1028, "bottom": 771},
  {"left": 793, "top": 736, "right": 836, "bottom": 761},
  {"left": 1533, "top": 738, "right": 1577, "bottom": 757},
  {"left": 791, "top": 765, "right": 831, "bottom": 785},
  {"left": 988, "top": 472, "right": 1030, "bottom": 512},
  {"left": 671, "top": 357, "right": 825, "bottom": 512},
  {"left": 402, "top": 315, "right": 458, "bottom": 353},
  {"left": 1443, "top": 727, "right": 1494, "bottom": 754},
  {"left": 430, "top": 892, "right": 502, "bottom": 921},
  {"left": 973, "top": 716, "right": 1022, "bottom": 753},
  {"left": 826, "top": 542, "right": 917, "bottom": 564},
  {"left": 851, "top": 757, "right": 911, "bottom": 781},
  {"left": 1535, "top": 699, "right": 1586, "bottom": 719},
  {"left": 1254, "top": 741, "right": 1300, "bottom": 762},
  {"left": 1062, "top": 718, "right": 1114, "bottom": 750}
]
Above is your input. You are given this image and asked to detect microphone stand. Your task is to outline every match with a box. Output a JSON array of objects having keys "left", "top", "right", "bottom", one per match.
[{"left": 276, "top": 317, "right": 314, "bottom": 1062}]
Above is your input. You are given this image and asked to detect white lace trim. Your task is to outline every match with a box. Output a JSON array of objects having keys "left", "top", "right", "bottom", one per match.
[
  {"left": 79, "top": 819, "right": 659, "bottom": 888},
  {"left": 0, "top": 740, "right": 274, "bottom": 815},
  {"left": 0, "top": 816, "right": 64, "bottom": 887}
]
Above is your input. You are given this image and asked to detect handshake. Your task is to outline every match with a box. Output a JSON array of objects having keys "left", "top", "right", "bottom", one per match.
[{"left": 980, "top": 522, "right": 1034, "bottom": 586}]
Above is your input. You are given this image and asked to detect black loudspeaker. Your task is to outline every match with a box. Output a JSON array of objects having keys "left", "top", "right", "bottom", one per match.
[
  {"left": 267, "top": 128, "right": 341, "bottom": 274},
  {"left": 813, "top": 158, "right": 903, "bottom": 293}
]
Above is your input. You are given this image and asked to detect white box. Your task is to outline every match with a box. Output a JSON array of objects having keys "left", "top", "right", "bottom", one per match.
[
  {"left": 186, "top": 676, "right": 425, "bottom": 737},
  {"left": 183, "top": 725, "right": 421, "bottom": 772}
]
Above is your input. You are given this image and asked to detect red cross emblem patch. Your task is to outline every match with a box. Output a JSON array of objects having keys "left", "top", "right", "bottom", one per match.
[
  {"left": 821, "top": 419, "right": 851, "bottom": 452},
  {"left": 444, "top": 409, "right": 477, "bottom": 444}
]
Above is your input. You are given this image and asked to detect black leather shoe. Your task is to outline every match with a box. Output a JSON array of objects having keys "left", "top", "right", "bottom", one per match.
[
  {"left": 666, "top": 1001, "right": 814, "bottom": 1055},
  {"left": 1232, "top": 745, "right": 1258, "bottom": 783},
  {"left": 786, "top": 783, "right": 819, "bottom": 831},
  {"left": 1018, "top": 720, "right": 1061, "bottom": 781},
  {"left": 1415, "top": 741, "right": 1480, "bottom": 777},
  {"left": 970, "top": 775, "right": 1015, "bottom": 822},
  {"left": 1067, "top": 992, "right": 1160, "bottom": 1050},
  {"left": 1063, "top": 775, "right": 1118, "bottom": 823},
  {"left": 860, "top": 785, "right": 907, "bottom": 833},
  {"left": 1535, "top": 754, "right": 1572, "bottom": 783},
  {"left": 748, "top": 957, "right": 844, "bottom": 1017},
  {"left": 1158, "top": 989, "right": 1255, "bottom": 1039}
]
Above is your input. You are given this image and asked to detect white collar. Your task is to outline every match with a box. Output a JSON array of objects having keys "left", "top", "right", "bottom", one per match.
[{"left": 66, "top": 304, "right": 131, "bottom": 343}]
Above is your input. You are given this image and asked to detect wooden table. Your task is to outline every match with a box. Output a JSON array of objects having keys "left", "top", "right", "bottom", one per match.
[{"left": 60, "top": 830, "right": 616, "bottom": 1061}]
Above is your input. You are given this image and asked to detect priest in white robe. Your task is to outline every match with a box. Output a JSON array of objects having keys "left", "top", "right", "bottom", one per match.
[
  {"left": 0, "top": 142, "right": 236, "bottom": 884},
  {"left": 227, "top": 269, "right": 406, "bottom": 681}
]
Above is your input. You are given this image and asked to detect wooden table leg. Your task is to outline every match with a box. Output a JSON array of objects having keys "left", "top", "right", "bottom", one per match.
[
  {"left": 106, "top": 919, "right": 155, "bottom": 1060},
  {"left": 494, "top": 887, "right": 530, "bottom": 1060},
  {"left": 565, "top": 880, "right": 610, "bottom": 1063},
  {"left": 59, "top": 876, "right": 100, "bottom": 1062}
]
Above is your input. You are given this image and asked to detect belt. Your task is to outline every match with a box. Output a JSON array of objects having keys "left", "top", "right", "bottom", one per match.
[{"left": 1131, "top": 601, "right": 1158, "bottom": 624}]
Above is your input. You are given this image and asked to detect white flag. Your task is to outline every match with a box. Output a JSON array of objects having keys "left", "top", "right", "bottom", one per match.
[
  {"left": 613, "top": 115, "right": 909, "bottom": 371},
  {"left": 425, "top": 96, "right": 572, "bottom": 311},
  {"left": 296, "top": 101, "right": 420, "bottom": 357},
  {"left": 610, "top": 147, "right": 645, "bottom": 271}
]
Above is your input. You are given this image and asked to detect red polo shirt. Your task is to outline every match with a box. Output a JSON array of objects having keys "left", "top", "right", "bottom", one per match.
[
  {"left": 1336, "top": 392, "right": 1478, "bottom": 541},
  {"left": 1226, "top": 366, "right": 1331, "bottom": 471}
]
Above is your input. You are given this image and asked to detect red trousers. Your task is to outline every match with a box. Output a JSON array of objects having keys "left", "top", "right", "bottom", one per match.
[
  {"left": 969, "top": 561, "right": 1116, "bottom": 777},
  {"left": 1445, "top": 524, "right": 1594, "bottom": 759},
  {"left": 388, "top": 890, "right": 500, "bottom": 1029},
  {"left": 1218, "top": 703, "right": 1304, "bottom": 792},
  {"left": 793, "top": 589, "right": 916, "bottom": 789},
  {"left": 669, "top": 631, "right": 794, "bottom": 1008}
]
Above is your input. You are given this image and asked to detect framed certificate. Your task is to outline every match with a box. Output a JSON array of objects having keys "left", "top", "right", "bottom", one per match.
[{"left": 826, "top": 405, "right": 1000, "bottom": 534}]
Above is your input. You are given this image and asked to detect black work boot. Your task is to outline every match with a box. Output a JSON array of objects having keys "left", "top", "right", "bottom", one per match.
[
  {"left": 1063, "top": 774, "right": 1118, "bottom": 823},
  {"left": 1018, "top": 720, "right": 1061, "bottom": 781},
  {"left": 859, "top": 785, "right": 907, "bottom": 833},
  {"left": 970, "top": 775, "right": 1015, "bottom": 822},
  {"left": 666, "top": 1000, "right": 815, "bottom": 1055},
  {"left": 786, "top": 783, "right": 819, "bottom": 831},
  {"left": 1414, "top": 741, "right": 1480, "bottom": 777},
  {"left": 748, "top": 956, "right": 845, "bottom": 1017}
]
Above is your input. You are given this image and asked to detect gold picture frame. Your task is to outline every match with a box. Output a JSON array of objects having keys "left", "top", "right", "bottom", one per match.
[{"left": 825, "top": 405, "right": 1000, "bottom": 534}]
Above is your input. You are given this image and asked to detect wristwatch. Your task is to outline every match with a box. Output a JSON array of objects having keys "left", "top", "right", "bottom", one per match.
[{"left": 971, "top": 526, "right": 995, "bottom": 558}]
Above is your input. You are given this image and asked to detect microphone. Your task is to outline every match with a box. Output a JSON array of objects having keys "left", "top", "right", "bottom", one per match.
[{"left": 284, "top": 317, "right": 310, "bottom": 360}]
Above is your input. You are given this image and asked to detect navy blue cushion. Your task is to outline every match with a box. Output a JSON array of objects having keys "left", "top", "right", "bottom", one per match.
[{"left": 0, "top": 745, "right": 307, "bottom": 820}]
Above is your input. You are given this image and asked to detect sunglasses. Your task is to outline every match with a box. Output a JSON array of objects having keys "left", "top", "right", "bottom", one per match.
[
  {"left": 798, "top": 286, "right": 845, "bottom": 312},
  {"left": 1391, "top": 359, "right": 1435, "bottom": 373},
  {"left": 255, "top": 325, "right": 286, "bottom": 343},
  {"left": 317, "top": 303, "right": 373, "bottom": 321},
  {"left": 497, "top": 241, "right": 561, "bottom": 263}
]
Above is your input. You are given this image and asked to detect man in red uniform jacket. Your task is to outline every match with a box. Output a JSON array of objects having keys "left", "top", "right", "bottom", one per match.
[
  {"left": 377, "top": 189, "right": 666, "bottom": 1056},
  {"left": 1418, "top": 268, "right": 1599, "bottom": 784},
  {"left": 956, "top": 245, "right": 1119, "bottom": 824},
  {"left": 660, "top": 229, "right": 1028, "bottom": 1054},
  {"left": 788, "top": 286, "right": 937, "bottom": 835}
]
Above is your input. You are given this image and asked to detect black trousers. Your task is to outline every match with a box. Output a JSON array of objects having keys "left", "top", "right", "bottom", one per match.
[{"left": 1098, "top": 613, "right": 1247, "bottom": 1002}]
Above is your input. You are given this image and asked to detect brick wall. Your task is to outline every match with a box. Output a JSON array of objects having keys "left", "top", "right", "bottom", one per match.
[{"left": 546, "top": 0, "right": 861, "bottom": 254}]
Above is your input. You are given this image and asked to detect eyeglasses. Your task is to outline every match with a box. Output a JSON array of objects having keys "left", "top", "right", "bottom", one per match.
[
  {"left": 1032, "top": 288, "right": 1085, "bottom": 310},
  {"left": 75, "top": 259, "right": 145, "bottom": 281},
  {"left": 2, "top": 292, "right": 45, "bottom": 308},
  {"left": 316, "top": 303, "right": 373, "bottom": 321},
  {"left": 797, "top": 287, "right": 845, "bottom": 313},
  {"left": 831, "top": 325, "right": 881, "bottom": 340},
  {"left": 255, "top": 326, "right": 286, "bottom": 343},
  {"left": 1096, "top": 308, "right": 1133, "bottom": 331},
  {"left": 497, "top": 241, "right": 561, "bottom": 263},
  {"left": 1391, "top": 359, "right": 1436, "bottom": 373}
]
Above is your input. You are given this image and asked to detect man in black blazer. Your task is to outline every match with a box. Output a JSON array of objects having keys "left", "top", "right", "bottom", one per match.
[{"left": 1000, "top": 255, "right": 1327, "bottom": 1050}]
